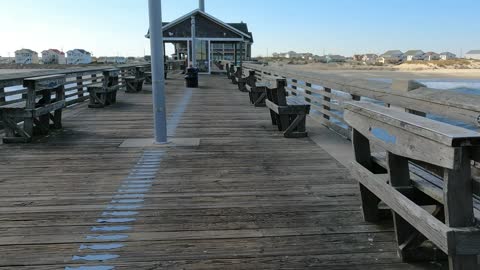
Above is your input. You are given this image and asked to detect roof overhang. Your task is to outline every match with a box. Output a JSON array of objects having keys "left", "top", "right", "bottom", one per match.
[{"left": 145, "top": 9, "right": 251, "bottom": 40}]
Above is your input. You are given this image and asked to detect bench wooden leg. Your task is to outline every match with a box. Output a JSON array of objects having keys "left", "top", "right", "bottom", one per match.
[
  {"left": 52, "top": 109, "right": 62, "bottom": 129},
  {"left": 387, "top": 152, "right": 425, "bottom": 261},
  {"left": 2, "top": 116, "right": 32, "bottom": 143},
  {"left": 353, "top": 129, "right": 381, "bottom": 222},
  {"left": 254, "top": 92, "right": 267, "bottom": 107},
  {"left": 283, "top": 114, "right": 308, "bottom": 138}
]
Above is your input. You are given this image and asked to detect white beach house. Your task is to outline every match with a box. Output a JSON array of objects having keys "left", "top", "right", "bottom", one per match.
[
  {"left": 15, "top": 49, "right": 39, "bottom": 64},
  {"left": 465, "top": 50, "right": 480, "bottom": 60},
  {"left": 67, "top": 49, "right": 92, "bottom": 64},
  {"left": 439, "top": 52, "right": 456, "bottom": 60},
  {"left": 378, "top": 50, "right": 404, "bottom": 64},
  {"left": 404, "top": 50, "right": 425, "bottom": 61},
  {"left": 41, "top": 49, "right": 66, "bottom": 64}
]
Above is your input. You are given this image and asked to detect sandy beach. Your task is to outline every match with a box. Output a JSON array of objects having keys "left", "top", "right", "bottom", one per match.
[{"left": 268, "top": 62, "right": 480, "bottom": 80}]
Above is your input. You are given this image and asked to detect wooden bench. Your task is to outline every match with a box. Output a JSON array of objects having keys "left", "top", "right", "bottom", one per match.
[
  {"left": 145, "top": 72, "right": 152, "bottom": 84},
  {"left": 265, "top": 79, "right": 310, "bottom": 138},
  {"left": 125, "top": 66, "right": 146, "bottom": 93},
  {"left": 87, "top": 69, "right": 120, "bottom": 108},
  {"left": 236, "top": 67, "right": 249, "bottom": 92},
  {"left": 0, "top": 74, "right": 66, "bottom": 143},
  {"left": 245, "top": 70, "right": 267, "bottom": 107},
  {"left": 344, "top": 101, "right": 480, "bottom": 269},
  {"left": 230, "top": 65, "right": 241, "bottom": 85}
]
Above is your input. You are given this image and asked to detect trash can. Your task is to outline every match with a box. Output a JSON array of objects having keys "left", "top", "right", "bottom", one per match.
[{"left": 185, "top": 67, "right": 199, "bottom": 88}]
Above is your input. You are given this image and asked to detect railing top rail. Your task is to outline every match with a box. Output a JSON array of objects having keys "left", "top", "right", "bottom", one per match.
[{"left": 0, "top": 64, "right": 149, "bottom": 88}]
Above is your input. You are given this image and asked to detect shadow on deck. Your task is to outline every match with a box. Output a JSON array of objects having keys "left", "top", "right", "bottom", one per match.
[{"left": 0, "top": 74, "right": 446, "bottom": 269}]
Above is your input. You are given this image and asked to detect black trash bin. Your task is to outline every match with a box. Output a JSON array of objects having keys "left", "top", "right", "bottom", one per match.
[{"left": 185, "top": 67, "right": 199, "bottom": 88}]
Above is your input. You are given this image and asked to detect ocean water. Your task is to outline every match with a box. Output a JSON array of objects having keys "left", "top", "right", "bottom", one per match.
[{"left": 289, "top": 78, "right": 480, "bottom": 131}]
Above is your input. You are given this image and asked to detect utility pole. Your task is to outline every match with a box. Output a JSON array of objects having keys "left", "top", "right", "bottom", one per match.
[{"left": 148, "top": 0, "right": 167, "bottom": 143}]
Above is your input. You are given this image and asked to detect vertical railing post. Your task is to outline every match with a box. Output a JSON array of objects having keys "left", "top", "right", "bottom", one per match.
[
  {"left": 76, "top": 75, "right": 83, "bottom": 98},
  {"left": 323, "top": 87, "right": 331, "bottom": 120},
  {"left": 0, "top": 87, "right": 5, "bottom": 104},
  {"left": 305, "top": 82, "right": 312, "bottom": 103}
]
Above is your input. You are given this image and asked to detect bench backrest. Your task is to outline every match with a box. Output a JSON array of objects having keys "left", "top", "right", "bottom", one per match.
[
  {"left": 265, "top": 78, "right": 288, "bottom": 107},
  {"left": 103, "top": 69, "right": 119, "bottom": 88},
  {"left": 23, "top": 74, "right": 66, "bottom": 92},
  {"left": 344, "top": 101, "right": 480, "bottom": 169}
]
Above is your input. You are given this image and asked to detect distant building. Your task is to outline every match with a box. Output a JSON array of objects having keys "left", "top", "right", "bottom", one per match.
[
  {"left": 353, "top": 54, "right": 363, "bottom": 61},
  {"left": 404, "top": 50, "right": 425, "bottom": 61},
  {"left": 285, "top": 51, "right": 299, "bottom": 58},
  {"left": 379, "top": 50, "right": 404, "bottom": 64},
  {"left": 423, "top": 52, "right": 440, "bottom": 61},
  {"left": 465, "top": 50, "right": 480, "bottom": 60},
  {"left": 67, "top": 49, "right": 92, "bottom": 64},
  {"left": 325, "top": 55, "right": 346, "bottom": 63},
  {"left": 440, "top": 52, "right": 456, "bottom": 60},
  {"left": 41, "top": 49, "right": 66, "bottom": 64},
  {"left": 361, "top": 54, "right": 378, "bottom": 64},
  {"left": 15, "top": 49, "right": 39, "bottom": 64}
]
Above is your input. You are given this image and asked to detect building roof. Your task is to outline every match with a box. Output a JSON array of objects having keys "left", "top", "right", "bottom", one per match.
[
  {"left": 42, "top": 49, "right": 65, "bottom": 55},
  {"left": 15, "top": 48, "right": 37, "bottom": 54},
  {"left": 424, "top": 51, "right": 439, "bottom": 55},
  {"left": 381, "top": 50, "right": 403, "bottom": 56},
  {"left": 145, "top": 9, "right": 253, "bottom": 43},
  {"left": 68, "top": 49, "right": 91, "bottom": 55},
  {"left": 440, "top": 52, "right": 455, "bottom": 55},
  {"left": 466, "top": 50, "right": 480, "bottom": 54},
  {"left": 404, "top": 50, "right": 424, "bottom": 56}
]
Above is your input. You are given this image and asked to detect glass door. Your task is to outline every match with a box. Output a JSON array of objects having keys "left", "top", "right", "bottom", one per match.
[{"left": 195, "top": 40, "right": 210, "bottom": 73}]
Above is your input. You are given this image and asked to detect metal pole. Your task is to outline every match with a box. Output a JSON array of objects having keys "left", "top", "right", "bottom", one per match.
[
  {"left": 199, "top": 0, "right": 205, "bottom": 12},
  {"left": 148, "top": 0, "right": 167, "bottom": 143},
  {"left": 191, "top": 15, "right": 196, "bottom": 67}
]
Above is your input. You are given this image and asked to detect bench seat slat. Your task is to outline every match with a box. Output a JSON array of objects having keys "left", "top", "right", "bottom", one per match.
[{"left": 346, "top": 101, "right": 480, "bottom": 147}]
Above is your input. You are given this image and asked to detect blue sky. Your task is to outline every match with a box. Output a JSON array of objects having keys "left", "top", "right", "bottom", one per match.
[{"left": 1, "top": 0, "right": 479, "bottom": 58}]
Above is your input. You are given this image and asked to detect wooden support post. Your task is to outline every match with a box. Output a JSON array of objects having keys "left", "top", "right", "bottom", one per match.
[
  {"left": 305, "top": 82, "right": 312, "bottom": 103},
  {"left": 444, "top": 148, "right": 477, "bottom": 269},
  {"left": 291, "top": 79, "right": 298, "bottom": 96},
  {"left": 323, "top": 87, "right": 332, "bottom": 120},
  {"left": 352, "top": 129, "right": 380, "bottom": 222},
  {"left": 77, "top": 76, "right": 83, "bottom": 98},
  {"left": 23, "top": 83, "right": 36, "bottom": 139},
  {"left": 0, "top": 87, "right": 5, "bottom": 103}
]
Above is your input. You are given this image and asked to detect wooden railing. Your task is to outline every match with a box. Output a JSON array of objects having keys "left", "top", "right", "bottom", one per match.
[
  {"left": 243, "top": 63, "right": 480, "bottom": 138},
  {"left": 0, "top": 64, "right": 149, "bottom": 108}
]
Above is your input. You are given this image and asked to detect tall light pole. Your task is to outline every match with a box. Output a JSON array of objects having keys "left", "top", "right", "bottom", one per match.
[{"left": 148, "top": 0, "right": 167, "bottom": 143}]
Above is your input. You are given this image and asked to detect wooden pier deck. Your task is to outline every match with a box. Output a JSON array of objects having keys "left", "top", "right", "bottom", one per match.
[{"left": 0, "top": 74, "right": 446, "bottom": 269}]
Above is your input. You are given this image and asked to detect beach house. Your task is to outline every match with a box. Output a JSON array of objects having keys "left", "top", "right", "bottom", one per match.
[
  {"left": 465, "top": 50, "right": 480, "bottom": 60},
  {"left": 378, "top": 50, "right": 404, "bottom": 64},
  {"left": 41, "top": 49, "right": 66, "bottom": 64},
  {"left": 325, "top": 55, "right": 346, "bottom": 63},
  {"left": 145, "top": 2, "right": 253, "bottom": 74},
  {"left": 15, "top": 49, "right": 39, "bottom": 64},
  {"left": 361, "top": 54, "right": 378, "bottom": 64},
  {"left": 404, "top": 50, "right": 425, "bottom": 61},
  {"left": 66, "top": 49, "right": 92, "bottom": 64},
  {"left": 439, "top": 52, "right": 456, "bottom": 60},
  {"left": 423, "top": 52, "right": 440, "bottom": 61}
]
